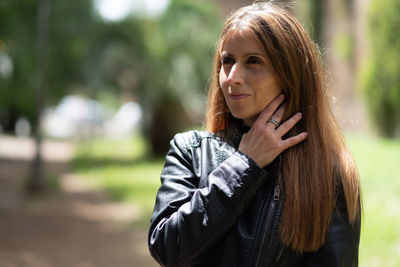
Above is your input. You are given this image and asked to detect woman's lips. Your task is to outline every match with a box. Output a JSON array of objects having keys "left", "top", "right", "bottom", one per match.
[{"left": 229, "top": 93, "right": 249, "bottom": 100}]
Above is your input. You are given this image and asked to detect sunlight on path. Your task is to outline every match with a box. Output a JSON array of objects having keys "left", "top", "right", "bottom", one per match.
[{"left": 0, "top": 136, "right": 74, "bottom": 161}]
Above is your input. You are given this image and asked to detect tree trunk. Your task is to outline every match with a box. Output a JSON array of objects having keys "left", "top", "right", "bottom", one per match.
[
  {"left": 309, "top": 0, "right": 324, "bottom": 45},
  {"left": 28, "top": 0, "right": 50, "bottom": 193},
  {"left": 148, "top": 94, "right": 192, "bottom": 157}
]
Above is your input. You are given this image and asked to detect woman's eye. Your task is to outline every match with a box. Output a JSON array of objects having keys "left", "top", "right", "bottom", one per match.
[
  {"left": 247, "top": 56, "right": 262, "bottom": 65},
  {"left": 221, "top": 57, "right": 234, "bottom": 65}
]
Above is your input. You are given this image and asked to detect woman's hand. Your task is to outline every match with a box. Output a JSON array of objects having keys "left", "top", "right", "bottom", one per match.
[{"left": 238, "top": 94, "right": 308, "bottom": 168}]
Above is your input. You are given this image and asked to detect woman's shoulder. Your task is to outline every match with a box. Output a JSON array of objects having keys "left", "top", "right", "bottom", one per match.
[
  {"left": 172, "top": 130, "right": 222, "bottom": 150},
  {"left": 170, "top": 129, "right": 238, "bottom": 168}
]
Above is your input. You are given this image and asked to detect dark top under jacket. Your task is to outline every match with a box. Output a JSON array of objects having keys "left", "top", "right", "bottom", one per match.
[{"left": 148, "top": 128, "right": 361, "bottom": 267}]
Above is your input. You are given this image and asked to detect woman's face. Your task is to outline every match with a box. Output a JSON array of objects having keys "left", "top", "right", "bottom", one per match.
[{"left": 219, "top": 29, "right": 281, "bottom": 126}]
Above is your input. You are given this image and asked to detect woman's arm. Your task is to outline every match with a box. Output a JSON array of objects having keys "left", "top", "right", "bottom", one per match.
[{"left": 148, "top": 133, "right": 268, "bottom": 267}]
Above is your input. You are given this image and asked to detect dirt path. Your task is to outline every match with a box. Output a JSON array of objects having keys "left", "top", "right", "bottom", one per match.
[{"left": 0, "top": 136, "right": 158, "bottom": 267}]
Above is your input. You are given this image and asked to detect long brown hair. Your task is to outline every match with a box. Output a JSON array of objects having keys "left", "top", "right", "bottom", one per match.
[{"left": 205, "top": 2, "right": 360, "bottom": 252}]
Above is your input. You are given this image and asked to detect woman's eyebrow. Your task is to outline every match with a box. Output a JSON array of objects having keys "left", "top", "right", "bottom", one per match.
[
  {"left": 220, "top": 51, "right": 267, "bottom": 58},
  {"left": 220, "top": 51, "right": 232, "bottom": 57},
  {"left": 243, "top": 52, "right": 267, "bottom": 58}
]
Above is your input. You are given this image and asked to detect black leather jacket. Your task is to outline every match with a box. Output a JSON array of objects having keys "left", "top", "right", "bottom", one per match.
[{"left": 148, "top": 130, "right": 361, "bottom": 267}]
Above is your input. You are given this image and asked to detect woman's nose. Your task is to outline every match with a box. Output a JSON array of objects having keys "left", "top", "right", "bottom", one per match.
[{"left": 227, "top": 64, "right": 244, "bottom": 85}]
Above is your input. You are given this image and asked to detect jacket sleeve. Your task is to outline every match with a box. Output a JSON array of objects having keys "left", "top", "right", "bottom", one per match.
[
  {"left": 148, "top": 133, "right": 268, "bottom": 267},
  {"left": 306, "top": 191, "right": 361, "bottom": 266}
]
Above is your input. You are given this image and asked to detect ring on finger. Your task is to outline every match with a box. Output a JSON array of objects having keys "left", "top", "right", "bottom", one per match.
[{"left": 267, "top": 118, "right": 279, "bottom": 128}]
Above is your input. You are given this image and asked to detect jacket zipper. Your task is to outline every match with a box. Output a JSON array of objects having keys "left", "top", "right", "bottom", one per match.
[
  {"left": 254, "top": 184, "right": 280, "bottom": 267},
  {"left": 272, "top": 186, "right": 285, "bottom": 265},
  {"left": 273, "top": 185, "right": 280, "bottom": 201}
]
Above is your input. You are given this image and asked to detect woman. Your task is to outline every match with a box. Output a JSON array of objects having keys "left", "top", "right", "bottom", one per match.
[{"left": 148, "top": 2, "right": 361, "bottom": 266}]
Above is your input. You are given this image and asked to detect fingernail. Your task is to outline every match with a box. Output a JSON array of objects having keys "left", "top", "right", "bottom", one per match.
[{"left": 296, "top": 112, "right": 302, "bottom": 118}]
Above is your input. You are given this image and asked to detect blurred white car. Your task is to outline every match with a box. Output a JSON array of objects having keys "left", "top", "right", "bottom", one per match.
[
  {"left": 42, "top": 95, "right": 142, "bottom": 139},
  {"left": 42, "top": 95, "right": 110, "bottom": 139},
  {"left": 105, "top": 101, "right": 142, "bottom": 138}
]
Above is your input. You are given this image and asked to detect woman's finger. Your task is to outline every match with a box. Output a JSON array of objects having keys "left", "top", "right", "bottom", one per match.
[
  {"left": 276, "top": 112, "right": 303, "bottom": 136},
  {"left": 281, "top": 132, "right": 308, "bottom": 150}
]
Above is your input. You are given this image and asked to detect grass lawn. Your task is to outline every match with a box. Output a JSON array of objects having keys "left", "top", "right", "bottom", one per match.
[
  {"left": 346, "top": 134, "right": 400, "bottom": 266},
  {"left": 72, "top": 135, "right": 164, "bottom": 226},
  {"left": 73, "top": 133, "right": 400, "bottom": 266}
]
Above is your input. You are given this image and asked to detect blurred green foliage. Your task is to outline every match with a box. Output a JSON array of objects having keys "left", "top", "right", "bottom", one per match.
[
  {"left": 0, "top": 0, "right": 222, "bottom": 156},
  {"left": 138, "top": 0, "right": 222, "bottom": 155},
  {"left": 361, "top": 0, "right": 400, "bottom": 137},
  {"left": 0, "top": 0, "right": 106, "bottom": 129},
  {"left": 1, "top": 0, "right": 38, "bottom": 130}
]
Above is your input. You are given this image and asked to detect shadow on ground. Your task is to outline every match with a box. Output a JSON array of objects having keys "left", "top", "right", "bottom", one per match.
[{"left": 0, "top": 137, "right": 158, "bottom": 267}]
